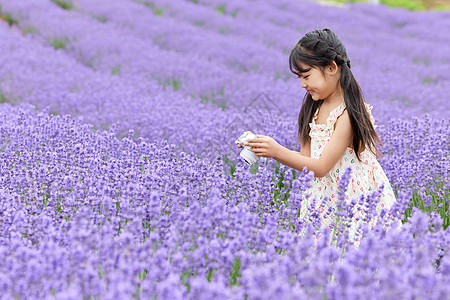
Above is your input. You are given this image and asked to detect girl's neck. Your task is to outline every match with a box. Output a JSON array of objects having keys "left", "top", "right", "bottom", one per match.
[{"left": 323, "top": 85, "right": 344, "bottom": 107}]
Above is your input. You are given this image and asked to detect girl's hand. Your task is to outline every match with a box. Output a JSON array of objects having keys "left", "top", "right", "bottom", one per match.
[
  {"left": 235, "top": 131, "right": 252, "bottom": 148},
  {"left": 245, "top": 135, "right": 282, "bottom": 159}
]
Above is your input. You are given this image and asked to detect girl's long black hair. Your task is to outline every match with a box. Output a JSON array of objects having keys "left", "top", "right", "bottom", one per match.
[{"left": 289, "top": 28, "right": 381, "bottom": 161}]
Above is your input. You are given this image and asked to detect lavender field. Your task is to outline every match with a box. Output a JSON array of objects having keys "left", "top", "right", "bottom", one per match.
[{"left": 0, "top": 0, "right": 449, "bottom": 298}]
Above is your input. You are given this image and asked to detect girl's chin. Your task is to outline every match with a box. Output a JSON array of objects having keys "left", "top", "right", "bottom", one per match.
[{"left": 307, "top": 92, "right": 321, "bottom": 101}]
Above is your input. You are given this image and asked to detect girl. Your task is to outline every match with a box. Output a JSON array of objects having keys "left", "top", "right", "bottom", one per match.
[{"left": 240, "top": 28, "right": 396, "bottom": 236}]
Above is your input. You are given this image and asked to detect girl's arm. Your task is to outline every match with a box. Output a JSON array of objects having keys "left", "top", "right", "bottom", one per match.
[{"left": 246, "top": 110, "right": 353, "bottom": 178}]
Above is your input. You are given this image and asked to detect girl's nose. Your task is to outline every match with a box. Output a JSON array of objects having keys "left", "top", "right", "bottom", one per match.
[{"left": 300, "top": 80, "right": 307, "bottom": 88}]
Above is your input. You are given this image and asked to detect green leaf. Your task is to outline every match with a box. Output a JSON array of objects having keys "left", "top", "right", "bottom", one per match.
[
  {"left": 51, "top": 0, "right": 74, "bottom": 10},
  {"left": 216, "top": 5, "right": 226, "bottom": 14}
]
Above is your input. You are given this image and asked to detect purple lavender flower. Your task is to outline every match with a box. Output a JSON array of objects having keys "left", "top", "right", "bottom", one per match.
[{"left": 0, "top": 0, "right": 448, "bottom": 298}]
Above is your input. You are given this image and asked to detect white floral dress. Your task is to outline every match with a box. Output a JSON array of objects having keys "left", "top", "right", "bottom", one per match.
[{"left": 300, "top": 102, "right": 396, "bottom": 238}]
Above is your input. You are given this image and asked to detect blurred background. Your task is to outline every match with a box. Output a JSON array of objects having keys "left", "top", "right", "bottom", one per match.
[{"left": 316, "top": 0, "right": 450, "bottom": 10}]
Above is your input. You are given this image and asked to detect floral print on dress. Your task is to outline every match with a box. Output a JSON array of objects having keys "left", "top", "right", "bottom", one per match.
[{"left": 300, "top": 102, "right": 396, "bottom": 240}]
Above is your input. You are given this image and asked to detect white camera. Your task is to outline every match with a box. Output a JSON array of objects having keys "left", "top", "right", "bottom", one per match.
[{"left": 235, "top": 131, "right": 259, "bottom": 166}]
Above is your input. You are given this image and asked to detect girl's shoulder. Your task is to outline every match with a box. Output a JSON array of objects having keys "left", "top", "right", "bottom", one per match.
[
  {"left": 327, "top": 102, "right": 347, "bottom": 126},
  {"left": 327, "top": 101, "right": 376, "bottom": 130},
  {"left": 312, "top": 101, "right": 345, "bottom": 124},
  {"left": 342, "top": 101, "right": 375, "bottom": 126}
]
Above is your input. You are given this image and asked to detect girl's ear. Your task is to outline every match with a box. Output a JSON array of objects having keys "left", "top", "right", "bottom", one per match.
[{"left": 325, "top": 61, "right": 339, "bottom": 76}]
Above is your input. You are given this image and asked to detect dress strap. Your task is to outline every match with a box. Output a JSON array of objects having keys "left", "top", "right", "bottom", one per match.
[
  {"left": 365, "top": 103, "right": 376, "bottom": 128},
  {"left": 328, "top": 102, "right": 376, "bottom": 129},
  {"left": 327, "top": 102, "right": 346, "bottom": 128},
  {"left": 312, "top": 106, "right": 320, "bottom": 121}
]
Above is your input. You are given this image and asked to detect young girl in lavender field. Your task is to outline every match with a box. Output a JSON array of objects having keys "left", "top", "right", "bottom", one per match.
[{"left": 237, "top": 28, "right": 396, "bottom": 238}]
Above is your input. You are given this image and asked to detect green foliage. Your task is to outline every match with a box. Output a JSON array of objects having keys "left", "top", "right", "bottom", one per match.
[
  {"left": 381, "top": 0, "right": 425, "bottom": 10},
  {"left": 434, "top": 4, "right": 450, "bottom": 10},
  {"left": 49, "top": 37, "right": 70, "bottom": 50},
  {"left": 181, "top": 268, "right": 198, "bottom": 292},
  {"left": 229, "top": 257, "right": 242, "bottom": 286},
  {"left": 247, "top": 163, "right": 257, "bottom": 174},
  {"left": 200, "top": 89, "right": 227, "bottom": 110},
  {"left": 111, "top": 65, "right": 121, "bottom": 75},
  {"left": 42, "top": 191, "right": 50, "bottom": 207},
  {"left": 215, "top": 4, "right": 238, "bottom": 17},
  {"left": 325, "top": 0, "right": 449, "bottom": 10},
  {"left": 138, "top": 269, "right": 148, "bottom": 280},
  {"left": 94, "top": 15, "right": 108, "bottom": 23},
  {"left": 206, "top": 268, "right": 214, "bottom": 282},
  {"left": 134, "top": 269, "right": 148, "bottom": 298},
  {"left": 0, "top": 11, "right": 18, "bottom": 27},
  {"left": 270, "top": 161, "right": 295, "bottom": 205},
  {"left": 115, "top": 201, "right": 121, "bottom": 217},
  {"left": 0, "top": 90, "right": 10, "bottom": 103},
  {"left": 216, "top": 5, "right": 226, "bottom": 14},
  {"left": 222, "top": 155, "right": 237, "bottom": 177},
  {"left": 219, "top": 102, "right": 227, "bottom": 111},
  {"left": 163, "top": 78, "right": 180, "bottom": 91},
  {"left": 171, "top": 80, "right": 180, "bottom": 91},
  {"left": 22, "top": 25, "right": 36, "bottom": 35},
  {"left": 0, "top": 89, "right": 19, "bottom": 104},
  {"left": 422, "top": 77, "right": 433, "bottom": 84},
  {"left": 140, "top": 155, "right": 147, "bottom": 173},
  {"left": 51, "top": 0, "right": 74, "bottom": 10},
  {"left": 98, "top": 265, "right": 105, "bottom": 278},
  {"left": 142, "top": 1, "right": 164, "bottom": 16},
  {"left": 402, "top": 184, "right": 449, "bottom": 229}
]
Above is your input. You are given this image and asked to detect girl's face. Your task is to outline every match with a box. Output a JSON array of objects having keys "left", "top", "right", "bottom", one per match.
[{"left": 295, "top": 61, "right": 341, "bottom": 101}]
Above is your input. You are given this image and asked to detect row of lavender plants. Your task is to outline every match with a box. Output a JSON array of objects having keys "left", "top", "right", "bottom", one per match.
[
  {"left": 0, "top": 0, "right": 448, "bottom": 298},
  {"left": 1, "top": 0, "right": 450, "bottom": 120},
  {"left": 0, "top": 103, "right": 448, "bottom": 298},
  {"left": 0, "top": 0, "right": 448, "bottom": 192},
  {"left": 0, "top": 0, "right": 447, "bottom": 221}
]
